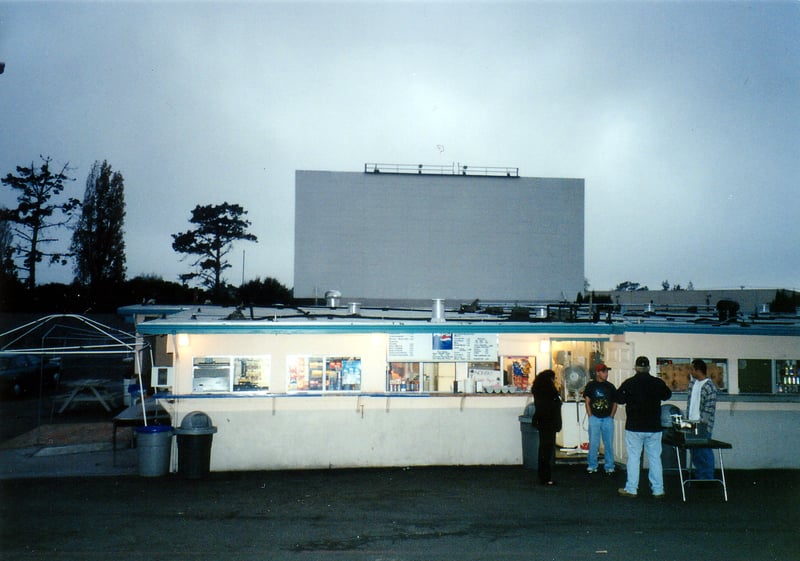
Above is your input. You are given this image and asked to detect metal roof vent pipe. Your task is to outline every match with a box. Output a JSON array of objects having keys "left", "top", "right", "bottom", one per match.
[
  {"left": 431, "top": 298, "right": 446, "bottom": 323},
  {"left": 348, "top": 302, "right": 361, "bottom": 316},
  {"left": 325, "top": 290, "right": 341, "bottom": 309}
]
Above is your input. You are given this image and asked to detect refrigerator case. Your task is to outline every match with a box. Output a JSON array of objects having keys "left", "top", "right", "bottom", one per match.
[
  {"left": 557, "top": 400, "right": 588, "bottom": 449},
  {"left": 192, "top": 358, "right": 231, "bottom": 392}
]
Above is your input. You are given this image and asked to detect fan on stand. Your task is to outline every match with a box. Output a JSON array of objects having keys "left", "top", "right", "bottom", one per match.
[
  {"left": 563, "top": 365, "right": 589, "bottom": 452},
  {"left": 563, "top": 365, "right": 587, "bottom": 400}
]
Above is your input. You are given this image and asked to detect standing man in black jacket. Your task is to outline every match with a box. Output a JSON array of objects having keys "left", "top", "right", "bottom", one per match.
[{"left": 616, "top": 356, "right": 672, "bottom": 498}]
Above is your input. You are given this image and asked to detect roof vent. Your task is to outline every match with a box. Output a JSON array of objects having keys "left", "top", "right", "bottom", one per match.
[
  {"left": 431, "top": 299, "right": 445, "bottom": 323},
  {"left": 324, "top": 290, "right": 341, "bottom": 309},
  {"left": 348, "top": 302, "right": 361, "bottom": 316}
]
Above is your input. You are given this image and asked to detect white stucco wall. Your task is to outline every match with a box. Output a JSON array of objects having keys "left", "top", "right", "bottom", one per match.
[
  {"left": 166, "top": 395, "right": 530, "bottom": 472},
  {"left": 611, "top": 332, "right": 800, "bottom": 469},
  {"left": 158, "top": 328, "right": 799, "bottom": 472}
]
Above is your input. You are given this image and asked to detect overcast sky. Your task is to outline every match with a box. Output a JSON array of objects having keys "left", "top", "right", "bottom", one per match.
[{"left": 1, "top": 1, "right": 798, "bottom": 294}]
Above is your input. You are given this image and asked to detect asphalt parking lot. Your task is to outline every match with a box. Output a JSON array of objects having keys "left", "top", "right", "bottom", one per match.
[{"left": 1, "top": 462, "right": 797, "bottom": 561}]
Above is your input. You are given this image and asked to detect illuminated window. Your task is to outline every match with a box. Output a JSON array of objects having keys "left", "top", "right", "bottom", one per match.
[
  {"left": 657, "top": 358, "right": 727, "bottom": 392},
  {"left": 288, "top": 355, "right": 361, "bottom": 392},
  {"left": 192, "top": 356, "right": 271, "bottom": 393}
]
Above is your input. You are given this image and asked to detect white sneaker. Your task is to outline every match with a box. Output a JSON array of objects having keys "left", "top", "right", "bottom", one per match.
[{"left": 586, "top": 468, "right": 597, "bottom": 474}]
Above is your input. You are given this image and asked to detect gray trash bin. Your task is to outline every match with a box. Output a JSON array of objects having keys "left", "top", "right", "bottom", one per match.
[
  {"left": 518, "top": 403, "right": 538, "bottom": 470},
  {"left": 135, "top": 424, "right": 173, "bottom": 477},
  {"left": 175, "top": 411, "right": 218, "bottom": 479}
]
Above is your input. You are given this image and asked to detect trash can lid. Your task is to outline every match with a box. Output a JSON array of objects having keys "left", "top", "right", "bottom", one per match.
[
  {"left": 176, "top": 411, "right": 218, "bottom": 435},
  {"left": 136, "top": 424, "right": 173, "bottom": 434}
]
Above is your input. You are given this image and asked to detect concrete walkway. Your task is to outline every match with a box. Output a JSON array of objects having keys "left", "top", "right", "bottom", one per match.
[{"left": 0, "top": 441, "right": 137, "bottom": 480}]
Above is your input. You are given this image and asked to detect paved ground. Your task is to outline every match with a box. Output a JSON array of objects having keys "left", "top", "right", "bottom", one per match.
[
  {"left": 1, "top": 368, "right": 797, "bottom": 561},
  {"left": 0, "top": 452, "right": 797, "bottom": 561}
]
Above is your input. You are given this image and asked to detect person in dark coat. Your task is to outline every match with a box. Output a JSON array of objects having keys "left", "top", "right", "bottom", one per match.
[
  {"left": 616, "top": 356, "right": 672, "bottom": 498},
  {"left": 532, "top": 369, "right": 562, "bottom": 485}
]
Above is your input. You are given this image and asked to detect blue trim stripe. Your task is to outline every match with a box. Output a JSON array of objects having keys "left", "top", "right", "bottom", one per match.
[
  {"left": 135, "top": 320, "right": 798, "bottom": 337},
  {"left": 158, "top": 392, "right": 434, "bottom": 399}
]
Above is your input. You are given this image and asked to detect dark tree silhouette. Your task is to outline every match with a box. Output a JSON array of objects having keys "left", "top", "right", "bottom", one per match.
[
  {"left": 1, "top": 157, "right": 79, "bottom": 288},
  {"left": 172, "top": 202, "right": 257, "bottom": 300},
  {"left": 238, "top": 276, "right": 292, "bottom": 305},
  {"left": 71, "top": 160, "right": 127, "bottom": 297}
]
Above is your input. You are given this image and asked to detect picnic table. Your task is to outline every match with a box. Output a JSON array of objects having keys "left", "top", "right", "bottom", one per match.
[{"left": 53, "top": 378, "right": 118, "bottom": 415}]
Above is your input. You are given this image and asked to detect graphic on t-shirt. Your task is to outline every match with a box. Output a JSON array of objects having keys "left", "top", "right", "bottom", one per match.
[{"left": 587, "top": 384, "right": 613, "bottom": 417}]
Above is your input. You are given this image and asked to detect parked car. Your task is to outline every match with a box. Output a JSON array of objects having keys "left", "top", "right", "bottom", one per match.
[{"left": 0, "top": 354, "right": 62, "bottom": 398}]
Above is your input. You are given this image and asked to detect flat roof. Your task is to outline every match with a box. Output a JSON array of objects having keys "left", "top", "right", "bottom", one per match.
[{"left": 119, "top": 304, "right": 800, "bottom": 338}]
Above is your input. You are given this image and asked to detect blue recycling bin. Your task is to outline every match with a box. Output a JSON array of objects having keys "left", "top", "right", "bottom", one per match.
[{"left": 135, "top": 425, "right": 173, "bottom": 477}]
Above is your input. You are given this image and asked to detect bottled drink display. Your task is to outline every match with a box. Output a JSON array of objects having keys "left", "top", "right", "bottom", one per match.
[{"left": 777, "top": 360, "right": 799, "bottom": 393}]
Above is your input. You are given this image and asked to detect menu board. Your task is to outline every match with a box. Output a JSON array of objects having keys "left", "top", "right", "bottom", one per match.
[{"left": 388, "top": 333, "right": 498, "bottom": 362}]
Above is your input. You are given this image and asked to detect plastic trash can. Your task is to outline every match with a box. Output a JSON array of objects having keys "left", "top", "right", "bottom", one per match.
[
  {"left": 175, "top": 411, "right": 218, "bottom": 479},
  {"left": 518, "top": 403, "right": 538, "bottom": 470},
  {"left": 135, "top": 425, "right": 173, "bottom": 477}
]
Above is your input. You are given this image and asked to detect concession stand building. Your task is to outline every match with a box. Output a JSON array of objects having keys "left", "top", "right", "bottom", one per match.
[{"left": 121, "top": 302, "right": 800, "bottom": 473}]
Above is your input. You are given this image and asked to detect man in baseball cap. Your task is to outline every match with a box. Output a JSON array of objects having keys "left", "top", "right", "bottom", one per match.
[
  {"left": 584, "top": 363, "right": 617, "bottom": 474},
  {"left": 616, "top": 356, "right": 672, "bottom": 498}
]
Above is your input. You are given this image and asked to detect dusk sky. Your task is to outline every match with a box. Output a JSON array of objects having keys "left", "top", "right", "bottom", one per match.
[{"left": 1, "top": 1, "right": 798, "bottom": 294}]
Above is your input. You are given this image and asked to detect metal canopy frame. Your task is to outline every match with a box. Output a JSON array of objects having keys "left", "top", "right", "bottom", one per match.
[{"left": 1, "top": 314, "right": 153, "bottom": 439}]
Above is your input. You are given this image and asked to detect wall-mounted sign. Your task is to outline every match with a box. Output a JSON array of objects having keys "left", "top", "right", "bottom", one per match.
[{"left": 388, "top": 333, "right": 498, "bottom": 362}]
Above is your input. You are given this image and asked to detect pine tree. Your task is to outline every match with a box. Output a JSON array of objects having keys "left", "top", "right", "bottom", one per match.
[
  {"left": 71, "top": 161, "right": 127, "bottom": 297},
  {"left": 1, "top": 157, "right": 79, "bottom": 288},
  {"left": 172, "top": 202, "right": 258, "bottom": 301}
]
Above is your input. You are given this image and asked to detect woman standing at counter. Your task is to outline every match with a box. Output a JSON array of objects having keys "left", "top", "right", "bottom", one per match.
[{"left": 532, "top": 369, "right": 563, "bottom": 485}]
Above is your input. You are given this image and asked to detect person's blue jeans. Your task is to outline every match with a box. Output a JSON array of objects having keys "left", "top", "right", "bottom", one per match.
[
  {"left": 691, "top": 430, "right": 715, "bottom": 479},
  {"left": 587, "top": 415, "right": 615, "bottom": 472},
  {"left": 623, "top": 430, "right": 664, "bottom": 496}
]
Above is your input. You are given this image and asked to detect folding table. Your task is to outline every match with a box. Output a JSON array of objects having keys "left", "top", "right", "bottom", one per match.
[{"left": 662, "top": 432, "right": 732, "bottom": 502}]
